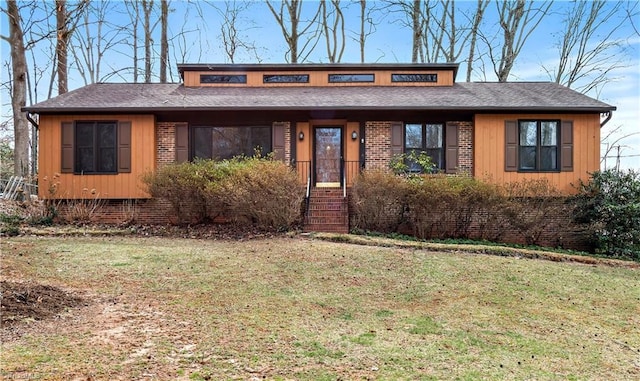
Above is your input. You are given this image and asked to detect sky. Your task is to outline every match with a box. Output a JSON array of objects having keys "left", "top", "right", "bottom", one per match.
[{"left": 1, "top": 0, "right": 639, "bottom": 169}]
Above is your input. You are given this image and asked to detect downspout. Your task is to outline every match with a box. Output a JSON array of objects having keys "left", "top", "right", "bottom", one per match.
[
  {"left": 26, "top": 112, "right": 39, "bottom": 178},
  {"left": 600, "top": 110, "right": 612, "bottom": 128}
]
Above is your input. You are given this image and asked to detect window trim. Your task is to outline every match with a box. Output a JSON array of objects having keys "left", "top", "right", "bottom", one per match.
[
  {"left": 391, "top": 73, "right": 438, "bottom": 83},
  {"left": 328, "top": 73, "right": 375, "bottom": 83},
  {"left": 188, "top": 125, "right": 274, "bottom": 161},
  {"left": 74, "top": 121, "right": 118, "bottom": 175},
  {"left": 517, "top": 119, "right": 560, "bottom": 172},
  {"left": 263, "top": 74, "right": 309, "bottom": 83},
  {"left": 403, "top": 122, "right": 445, "bottom": 172},
  {"left": 200, "top": 74, "right": 247, "bottom": 84}
]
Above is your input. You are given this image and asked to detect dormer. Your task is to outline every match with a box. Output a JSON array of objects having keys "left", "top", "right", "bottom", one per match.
[{"left": 177, "top": 63, "right": 459, "bottom": 88}]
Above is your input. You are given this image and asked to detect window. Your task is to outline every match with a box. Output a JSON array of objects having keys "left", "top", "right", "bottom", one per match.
[
  {"left": 391, "top": 74, "right": 437, "bottom": 83},
  {"left": 328, "top": 74, "right": 374, "bottom": 83},
  {"left": 200, "top": 74, "right": 247, "bottom": 84},
  {"left": 518, "top": 120, "right": 559, "bottom": 171},
  {"left": 405, "top": 123, "right": 444, "bottom": 171},
  {"left": 264, "top": 74, "right": 309, "bottom": 83},
  {"left": 74, "top": 121, "right": 117, "bottom": 173},
  {"left": 191, "top": 126, "right": 272, "bottom": 160}
]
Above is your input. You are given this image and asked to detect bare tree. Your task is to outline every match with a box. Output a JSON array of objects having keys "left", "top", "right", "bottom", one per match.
[
  {"left": 266, "top": 0, "right": 322, "bottom": 63},
  {"left": 71, "top": 1, "right": 129, "bottom": 84},
  {"left": 320, "top": 0, "right": 345, "bottom": 63},
  {"left": 1, "top": 0, "right": 29, "bottom": 176},
  {"left": 142, "top": 0, "right": 154, "bottom": 83},
  {"left": 211, "top": 0, "right": 260, "bottom": 63},
  {"left": 123, "top": 0, "right": 140, "bottom": 83},
  {"left": 159, "top": 0, "right": 168, "bottom": 83},
  {"left": 465, "top": 0, "right": 489, "bottom": 81},
  {"left": 353, "top": 0, "right": 381, "bottom": 63},
  {"left": 482, "top": 0, "right": 552, "bottom": 82},
  {"left": 55, "top": 0, "right": 87, "bottom": 94},
  {"left": 544, "top": 0, "right": 627, "bottom": 96}
]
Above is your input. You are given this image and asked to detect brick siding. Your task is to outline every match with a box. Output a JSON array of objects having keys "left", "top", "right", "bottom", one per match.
[{"left": 364, "top": 121, "right": 393, "bottom": 170}]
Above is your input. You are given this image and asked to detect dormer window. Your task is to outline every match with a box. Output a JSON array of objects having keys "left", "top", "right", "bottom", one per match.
[{"left": 200, "top": 74, "right": 247, "bottom": 84}]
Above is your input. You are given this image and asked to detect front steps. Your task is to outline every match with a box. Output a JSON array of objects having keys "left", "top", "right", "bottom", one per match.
[{"left": 303, "top": 188, "right": 349, "bottom": 234}]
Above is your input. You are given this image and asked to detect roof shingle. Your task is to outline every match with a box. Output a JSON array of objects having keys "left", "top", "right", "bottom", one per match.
[{"left": 23, "top": 82, "right": 615, "bottom": 113}]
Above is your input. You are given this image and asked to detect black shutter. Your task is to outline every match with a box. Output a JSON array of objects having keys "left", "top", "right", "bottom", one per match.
[
  {"left": 117, "top": 121, "right": 131, "bottom": 173},
  {"left": 175, "top": 123, "right": 189, "bottom": 163},
  {"left": 560, "top": 120, "right": 573, "bottom": 172},
  {"left": 505, "top": 120, "right": 518, "bottom": 172},
  {"left": 445, "top": 122, "right": 459, "bottom": 174},
  {"left": 61, "top": 121, "right": 74, "bottom": 173},
  {"left": 391, "top": 122, "right": 404, "bottom": 157},
  {"left": 272, "top": 122, "right": 286, "bottom": 161}
]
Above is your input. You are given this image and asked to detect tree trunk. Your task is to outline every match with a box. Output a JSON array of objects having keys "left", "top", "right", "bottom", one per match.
[
  {"left": 56, "top": 0, "right": 68, "bottom": 94},
  {"left": 160, "top": 0, "right": 168, "bottom": 83},
  {"left": 411, "top": 0, "right": 422, "bottom": 63},
  {"left": 6, "top": 0, "right": 29, "bottom": 176},
  {"left": 143, "top": 0, "right": 153, "bottom": 83}
]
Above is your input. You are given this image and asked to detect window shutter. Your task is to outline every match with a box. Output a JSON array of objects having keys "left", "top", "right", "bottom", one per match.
[
  {"left": 505, "top": 120, "right": 518, "bottom": 172},
  {"left": 61, "top": 121, "right": 74, "bottom": 173},
  {"left": 560, "top": 120, "right": 573, "bottom": 172},
  {"left": 175, "top": 123, "right": 189, "bottom": 163},
  {"left": 272, "top": 122, "right": 286, "bottom": 161},
  {"left": 117, "top": 121, "right": 132, "bottom": 173},
  {"left": 445, "top": 122, "right": 459, "bottom": 174},
  {"left": 391, "top": 122, "right": 404, "bottom": 157}
]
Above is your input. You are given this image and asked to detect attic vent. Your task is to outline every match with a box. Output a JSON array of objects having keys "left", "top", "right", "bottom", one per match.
[
  {"left": 200, "top": 74, "right": 247, "bottom": 84},
  {"left": 391, "top": 74, "right": 437, "bottom": 83}
]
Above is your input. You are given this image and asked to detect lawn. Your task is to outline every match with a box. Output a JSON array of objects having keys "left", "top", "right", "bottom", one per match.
[{"left": 1, "top": 236, "right": 639, "bottom": 380}]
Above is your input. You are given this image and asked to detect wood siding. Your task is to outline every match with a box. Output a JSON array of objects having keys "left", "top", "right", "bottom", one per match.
[
  {"left": 474, "top": 113, "right": 600, "bottom": 194},
  {"left": 38, "top": 114, "right": 156, "bottom": 199},
  {"left": 184, "top": 70, "right": 454, "bottom": 87}
]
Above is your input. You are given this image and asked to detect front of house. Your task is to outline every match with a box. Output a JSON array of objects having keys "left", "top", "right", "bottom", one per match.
[{"left": 24, "top": 63, "right": 614, "bottom": 229}]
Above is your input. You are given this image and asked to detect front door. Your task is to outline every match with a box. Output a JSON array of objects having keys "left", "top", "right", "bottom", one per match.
[{"left": 314, "top": 127, "right": 342, "bottom": 187}]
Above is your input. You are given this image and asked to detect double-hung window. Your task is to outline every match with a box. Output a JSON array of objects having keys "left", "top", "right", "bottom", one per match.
[
  {"left": 75, "top": 121, "right": 118, "bottom": 173},
  {"left": 405, "top": 123, "right": 444, "bottom": 171},
  {"left": 518, "top": 120, "right": 559, "bottom": 171}
]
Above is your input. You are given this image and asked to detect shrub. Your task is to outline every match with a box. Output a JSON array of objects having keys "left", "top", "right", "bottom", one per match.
[
  {"left": 143, "top": 160, "right": 225, "bottom": 224},
  {"left": 350, "top": 170, "right": 410, "bottom": 232},
  {"left": 406, "top": 175, "right": 505, "bottom": 240},
  {"left": 209, "top": 158, "right": 304, "bottom": 230},
  {"left": 573, "top": 170, "right": 640, "bottom": 259},
  {"left": 144, "top": 157, "right": 304, "bottom": 230},
  {"left": 500, "top": 179, "right": 566, "bottom": 246}
]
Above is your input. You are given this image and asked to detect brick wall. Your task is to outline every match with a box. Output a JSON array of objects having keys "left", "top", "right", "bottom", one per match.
[
  {"left": 455, "top": 121, "right": 473, "bottom": 175},
  {"left": 364, "top": 121, "right": 393, "bottom": 170},
  {"left": 365, "top": 120, "right": 474, "bottom": 175},
  {"left": 156, "top": 122, "right": 178, "bottom": 168}
]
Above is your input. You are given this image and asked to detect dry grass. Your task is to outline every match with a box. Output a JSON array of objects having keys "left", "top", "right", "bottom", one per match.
[{"left": 1, "top": 236, "right": 639, "bottom": 380}]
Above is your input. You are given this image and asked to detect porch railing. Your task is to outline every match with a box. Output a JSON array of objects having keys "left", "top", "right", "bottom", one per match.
[{"left": 293, "top": 160, "right": 361, "bottom": 188}]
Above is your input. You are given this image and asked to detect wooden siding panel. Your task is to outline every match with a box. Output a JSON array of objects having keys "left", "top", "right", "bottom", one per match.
[
  {"left": 474, "top": 113, "right": 600, "bottom": 194},
  {"left": 183, "top": 69, "right": 455, "bottom": 87},
  {"left": 38, "top": 114, "right": 156, "bottom": 199}
]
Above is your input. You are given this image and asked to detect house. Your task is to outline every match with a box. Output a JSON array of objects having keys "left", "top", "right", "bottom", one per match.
[{"left": 24, "top": 63, "right": 615, "bottom": 230}]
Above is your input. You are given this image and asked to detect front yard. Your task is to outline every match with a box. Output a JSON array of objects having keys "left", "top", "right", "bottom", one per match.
[{"left": 1, "top": 236, "right": 639, "bottom": 380}]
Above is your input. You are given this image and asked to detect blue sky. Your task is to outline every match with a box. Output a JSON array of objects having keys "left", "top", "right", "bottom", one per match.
[{"left": 1, "top": 0, "right": 639, "bottom": 169}]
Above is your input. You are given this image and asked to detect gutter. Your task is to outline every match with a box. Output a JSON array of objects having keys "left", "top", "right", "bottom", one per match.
[
  {"left": 600, "top": 111, "right": 612, "bottom": 128},
  {"left": 26, "top": 112, "right": 39, "bottom": 130}
]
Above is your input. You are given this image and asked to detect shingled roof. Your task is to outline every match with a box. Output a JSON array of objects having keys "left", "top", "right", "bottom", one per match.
[{"left": 23, "top": 81, "right": 615, "bottom": 113}]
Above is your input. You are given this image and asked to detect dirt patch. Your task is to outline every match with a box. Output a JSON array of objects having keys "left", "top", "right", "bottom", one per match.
[{"left": 0, "top": 281, "right": 85, "bottom": 327}]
